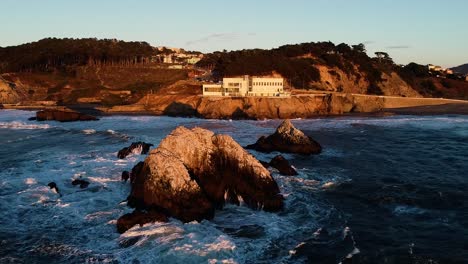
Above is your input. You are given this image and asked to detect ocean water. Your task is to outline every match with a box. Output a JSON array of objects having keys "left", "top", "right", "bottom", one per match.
[{"left": 0, "top": 110, "right": 467, "bottom": 264}]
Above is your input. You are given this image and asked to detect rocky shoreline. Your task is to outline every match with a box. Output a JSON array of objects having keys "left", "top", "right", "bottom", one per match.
[
  {"left": 104, "top": 93, "right": 468, "bottom": 119},
  {"left": 2, "top": 94, "right": 468, "bottom": 120}
]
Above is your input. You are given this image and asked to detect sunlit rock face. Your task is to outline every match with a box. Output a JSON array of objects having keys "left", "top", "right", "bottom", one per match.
[
  {"left": 246, "top": 119, "right": 322, "bottom": 155},
  {"left": 120, "top": 126, "right": 284, "bottom": 232}
]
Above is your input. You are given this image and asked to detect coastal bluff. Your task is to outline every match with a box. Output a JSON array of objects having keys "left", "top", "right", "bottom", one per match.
[{"left": 107, "top": 93, "right": 468, "bottom": 119}]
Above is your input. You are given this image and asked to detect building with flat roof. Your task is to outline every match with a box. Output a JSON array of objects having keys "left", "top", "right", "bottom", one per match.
[{"left": 202, "top": 75, "right": 286, "bottom": 97}]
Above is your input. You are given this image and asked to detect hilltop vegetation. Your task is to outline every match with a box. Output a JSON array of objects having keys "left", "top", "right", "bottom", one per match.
[{"left": 0, "top": 38, "right": 155, "bottom": 73}]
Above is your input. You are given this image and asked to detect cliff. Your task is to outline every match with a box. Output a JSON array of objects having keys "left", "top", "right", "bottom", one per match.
[{"left": 0, "top": 77, "right": 22, "bottom": 104}]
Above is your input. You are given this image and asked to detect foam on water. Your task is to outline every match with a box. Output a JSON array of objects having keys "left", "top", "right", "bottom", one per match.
[{"left": 0, "top": 121, "right": 51, "bottom": 130}]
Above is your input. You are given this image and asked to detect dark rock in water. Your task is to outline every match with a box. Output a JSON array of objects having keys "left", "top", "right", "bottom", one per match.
[
  {"left": 269, "top": 155, "right": 298, "bottom": 176},
  {"left": 130, "top": 162, "right": 144, "bottom": 184},
  {"left": 0, "top": 103, "right": 4, "bottom": 109},
  {"left": 117, "top": 142, "right": 154, "bottom": 159},
  {"left": 117, "top": 210, "right": 168, "bottom": 234},
  {"left": 121, "top": 171, "right": 130, "bottom": 182},
  {"left": 246, "top": 119, "right": 321, "bottom": 155},
  {"left": 47, "top": 182, "right": 60, "bottom": 195},
  {"left": 260, "top": 160, "right": 270, "bottom": 169},
  {"left": 28, "top": 117, "right": 37, "bottom": 121},
  {"left": 36, "top": 109, "right": 98, "bottom": 122},
  {"left": 124, "top": 126, "right": 283, "bottom": 226},
  {"left": 72, "top": 179, "right": 90, "bottom": 189}
]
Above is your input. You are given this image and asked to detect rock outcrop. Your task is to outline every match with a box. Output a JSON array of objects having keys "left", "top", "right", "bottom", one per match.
[
  {"left": 0, "top": 78, "right": 21, "bottom": 104},
  {"left": 119, "top": 126, "right": 284, "bottom": 232},
  {"left": 117, "top": 210, "right": 168, "bottom": 234},
  {"left": 36, "top": 109, "right": 98, "bottom": 122},
  {"left": 247, "top": 120, "right": 322, "bottom": 155},
  {"left": 269, "top": 155, "right": 298, "bottom": 176},
  {"left": 117, "top": 142, "right": 154, "bottom": 159}
]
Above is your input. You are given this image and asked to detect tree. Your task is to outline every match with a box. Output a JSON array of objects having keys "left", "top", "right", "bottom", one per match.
[
  {"left": 352, "top": 43, "right": 366, "bottom": 53},
  {"left": 374, "top": 51, "right": 394, "bottom": 65}
]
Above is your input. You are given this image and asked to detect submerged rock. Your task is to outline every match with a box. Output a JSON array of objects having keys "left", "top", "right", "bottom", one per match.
[
  {"left": 246, "top": 119, "right": 321, "bottom": 155},
  {"left": 269, "top": 155, "right": 298, "bottom": 176},
  {"left": 117, "top": 142, "right": 154, "bottom": 159},
  {"left": 120, "top": 126, "right": 284, "bottom": 231},
  {"left": 72, "top": 179, "right": 90, "bottom": 189},
  {"left": 36, "top": 109, "right": 98, "bottom": 122},
  {"left": 47, "top": 182, "right": 60, "bottom": 195},
  {"left": 117, "top": 210, "right": 168, "bottom": 234}
]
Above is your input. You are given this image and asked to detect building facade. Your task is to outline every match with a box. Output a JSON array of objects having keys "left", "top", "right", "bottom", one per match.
[{"left": 202, "top": 75, "right": 286, "bottom": 97}]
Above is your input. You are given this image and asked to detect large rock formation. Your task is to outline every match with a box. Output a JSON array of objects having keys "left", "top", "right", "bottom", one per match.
[
  {"left": 246, "top": 120, "right": 322, "bottom": 155},
  {"left": 120, "top": 127, "right": 284, "bottom": 232},
  {"left": 36, "top": 109, "right": 98, "bottom": 122},
  {"left": 117, "top": 142, "right": 154, "bottom": 159}
]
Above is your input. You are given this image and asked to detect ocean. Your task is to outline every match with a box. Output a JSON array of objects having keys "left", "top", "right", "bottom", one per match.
[{"left": 0, "top": 110, "right": 467, "bottom": 263}]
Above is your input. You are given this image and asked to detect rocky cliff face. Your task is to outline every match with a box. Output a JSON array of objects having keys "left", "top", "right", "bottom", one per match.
[
  {"left": 0, "top": 78, "right": 21, "bottom": 104},
  {"left": 311, "top": 65, "right": 421, "bottom": 97},
  {"left": 114, "top": 93, "right": 386, "bottom": 119},
  {"left": 125, "top": 127, "right": 284, "bottom": 229}
]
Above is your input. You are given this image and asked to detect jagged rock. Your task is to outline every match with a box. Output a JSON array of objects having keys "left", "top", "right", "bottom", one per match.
[
  {"left": 246, "top": 119, "right": 321, "bottom": 155},
  {"left": 121, "top": 171, "right": 130, "bottom": 182},
  {"left": 36, "top": 109, "right": 98, "bottom": 122},
  {"left": 72, "top": 179, "right": 90, "bottom": 189},
  {"left": 117, "top": 142, "right": 154, "bottom": 159},
  {"left": 117, "top": 210, "right": 168, "bottom": 234},
  {"left": 269, "top": 155, "right": 298, "bottom": 176},
  {"left": 122, "top": 126, "right": 284, "bottom": 229}
]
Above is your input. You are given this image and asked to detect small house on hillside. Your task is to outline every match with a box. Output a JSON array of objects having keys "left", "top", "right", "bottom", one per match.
[{"left": 202, "top": 75, "right": 287, "bottom": 97}]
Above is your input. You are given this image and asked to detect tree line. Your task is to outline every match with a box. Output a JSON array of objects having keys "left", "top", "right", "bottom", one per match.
[{"left": 0, "top": 38, "right": 156, "bottom": 73}]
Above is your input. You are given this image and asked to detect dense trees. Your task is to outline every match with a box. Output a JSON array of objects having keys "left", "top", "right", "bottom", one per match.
[{"left": 0, "top": 38, "right": 155, "bottom": 73}]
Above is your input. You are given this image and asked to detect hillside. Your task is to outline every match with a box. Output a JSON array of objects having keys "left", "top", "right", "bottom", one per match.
[
  {"left": 197, "top": 42, "right": 468, "bottom": 100},
  {"left": 451, "top": 63, "right": 468, "bottom": 75},
  {"left": 1, "top": 38, "right": 468, "bottom": 106},
  {"left": 0, "top": 38, "right": 189, "bottom": 105}
]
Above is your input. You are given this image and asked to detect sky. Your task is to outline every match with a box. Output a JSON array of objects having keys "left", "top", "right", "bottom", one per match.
[{"left": 1, "top": 0, "right": 467, "bottom": 68}]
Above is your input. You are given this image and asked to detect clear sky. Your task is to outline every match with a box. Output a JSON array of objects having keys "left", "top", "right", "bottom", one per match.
[{"left": 1, "top": 0, "right": 467, "bottom": 67}]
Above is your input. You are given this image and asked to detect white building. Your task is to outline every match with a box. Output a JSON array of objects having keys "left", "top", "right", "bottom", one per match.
[{"left": 202, "top": 75, "right": 286, "bottom": 97}]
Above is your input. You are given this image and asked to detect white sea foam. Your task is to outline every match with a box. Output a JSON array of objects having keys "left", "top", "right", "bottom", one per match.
[
  {"left": 0, "top": 121, "right": 51, "bottom": 130},
  {"left": 82, "top": 129, "right": 96, "bottom": 134},
  {"left": 25, "top": 178, "right": 37, "bottom": 185}
]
